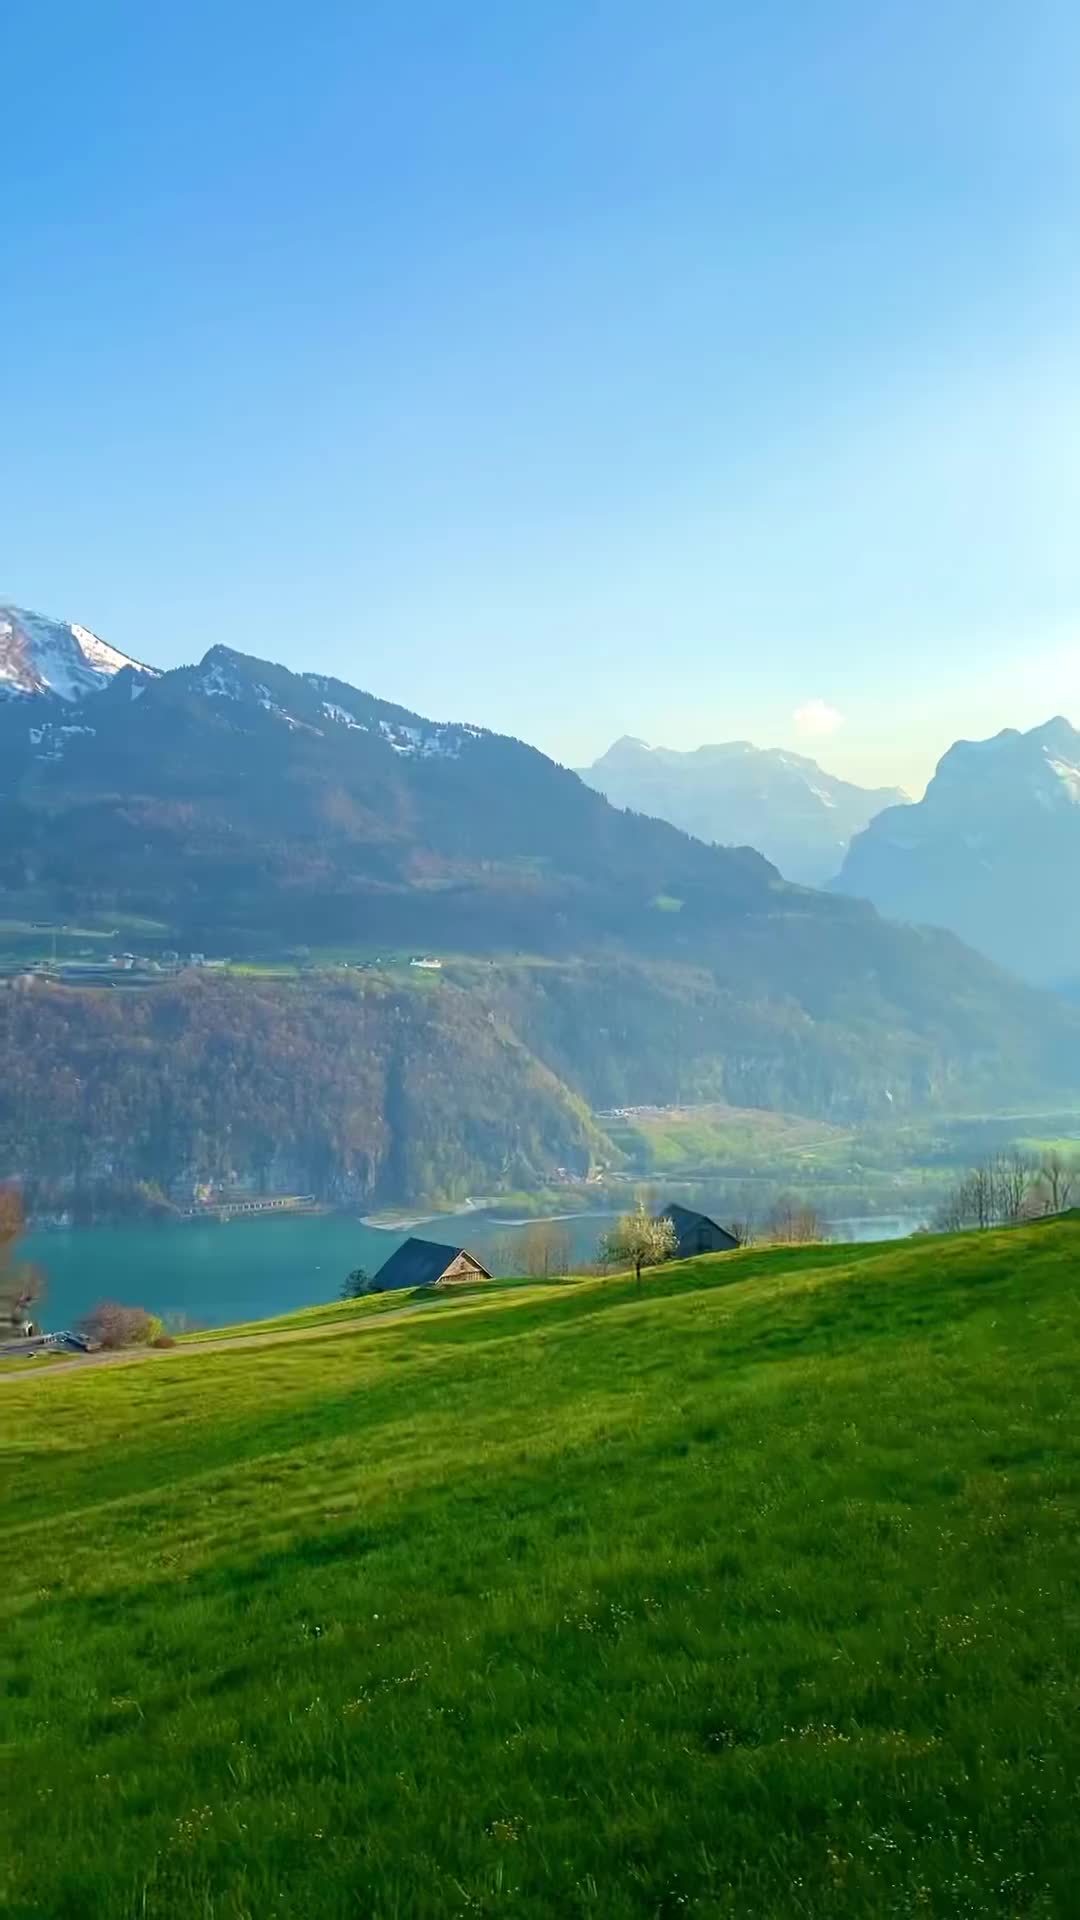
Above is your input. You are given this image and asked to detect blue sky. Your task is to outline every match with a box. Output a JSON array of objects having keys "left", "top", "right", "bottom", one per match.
[{"left": 3, "top": 0, "right": 1078, "bottom": 793}]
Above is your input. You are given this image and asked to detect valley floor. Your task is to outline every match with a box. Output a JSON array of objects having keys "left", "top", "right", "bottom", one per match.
[{"left": 3, "top": 1225, "right": 1079, "bottom": 1917}]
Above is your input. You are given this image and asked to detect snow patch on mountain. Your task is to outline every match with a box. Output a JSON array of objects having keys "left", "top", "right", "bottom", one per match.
[
  {"left": 1045, "top": 756, "right": 1080, "bottom": 803},
  {"left": 199, "top": 662, "right": 243, "bottom": 700},
  {"left": 258, "top": 695, "right": 324, "bottom": 736},
  {"left": 380, "top": 721, "right": 421, "bottom": 755},
  {"left": 0, "top": 605, "right": 152, "bottom": 702},
  {"left": 28, "top": 721, "right": 97, "bottom": 763},
  {"left": 322, "top": 701, "right": 368, "bottom": 731},
  {"left": 378, "top": 718, "right": 482, "bottom": 759},
  {"left": 70, "top": 623, "right": 143, "bottom": 677}
]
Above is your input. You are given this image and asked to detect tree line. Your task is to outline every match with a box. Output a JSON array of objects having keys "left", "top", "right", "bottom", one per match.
[{"left": 933, "top": 1148, "right": 1078, "bottom": 1232}]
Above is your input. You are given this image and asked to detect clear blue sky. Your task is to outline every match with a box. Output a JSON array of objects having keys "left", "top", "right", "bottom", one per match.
[{"left": 3, "top": 0, "right": 1078, "bottom": 792}]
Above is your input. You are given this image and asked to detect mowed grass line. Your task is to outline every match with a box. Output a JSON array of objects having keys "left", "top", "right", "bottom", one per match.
[
  {"left": 2, "top": 1225, "right": 1080, "bottom": 1918},
  {"left": 178, "top": 1275, "right": 560, "bottom": 1343}
]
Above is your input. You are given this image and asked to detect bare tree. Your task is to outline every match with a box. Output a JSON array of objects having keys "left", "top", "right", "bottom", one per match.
[
  {"left": 992, "top": 1150, "right": 1034, "bottom": 1225},
  {"left": 488, "top": 1232, "right": 524, "bottom": 1279},
  {"left": 969, "top": 1162, "right": 996, "bottom": 1230},
  {"left": 935, "top": 1162, "right": 997, "bottom": 1233},
  {"left": 727, "top": 1183, "right": 759, "bottom": 1247},
  {"left": 0, "top": 1185, "right": 44, "bottom": 1331},
  {"left": 520, "top": 1220, "right": 572, "bottom": 1279},
  {"left": 1034, "top": 1150, "right": 1077, "bottom": 1216},
  {"left": 935, "top": 1147, "right": 1049, "bottom": 1234},
  {"left": 932, "top": 1185, "right": 969, "bottom": 1233},
  {"left": 600, "top": 1204, "right": 677, "bottom": 1289},
  {"left": 765, "top": 1193, "right": 827, "bottom": 1244}
]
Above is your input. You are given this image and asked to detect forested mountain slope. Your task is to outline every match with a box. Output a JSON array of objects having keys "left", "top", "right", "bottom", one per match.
[
  {"left": 0, "top": 973, "right": 606, "bottom": 1210},
  {"left": 2, "top": 953, "right": 1078, "bottom": 1214},
  {"left": 3, "top": 627, "right": 1080, "bottom": 1211},
  {"left": 0, "top": 641, "right": 773, "bottom": 952}
]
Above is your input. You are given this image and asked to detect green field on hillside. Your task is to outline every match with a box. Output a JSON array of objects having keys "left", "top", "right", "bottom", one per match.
[
  {"left": 3, "top": 1223, "right": 1080, "bottom": 1918},
  {"left": 177, "top": 1277, "right": 544, "bottom": 1343},
  {"left": 600, "top": 1102, "right": 854, "bottom": 1172}
]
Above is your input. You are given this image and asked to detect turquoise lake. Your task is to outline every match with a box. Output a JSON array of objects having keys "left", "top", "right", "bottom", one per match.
[
  {"left": 23, "top": 1210, "right": 923, "bottom": 1333},
  {"left": 22, "top": 1212, "right": 615, "bottom": 1332}
]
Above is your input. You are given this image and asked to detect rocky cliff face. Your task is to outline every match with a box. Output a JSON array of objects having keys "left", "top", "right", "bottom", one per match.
[
  {"left": 836, "top": 717, "right": 1080, "bottom": 985},
  {"left": 579, "top": 735, "right": 905, "bottom": 885}
]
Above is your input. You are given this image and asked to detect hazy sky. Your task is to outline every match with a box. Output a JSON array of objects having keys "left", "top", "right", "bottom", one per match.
[{"left": 3, "top": 0, "right": 1079, "bottom": 795}]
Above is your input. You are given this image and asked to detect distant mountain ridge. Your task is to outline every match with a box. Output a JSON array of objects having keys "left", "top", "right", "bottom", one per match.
[
  {"left": 0, "top": 633, "right": 780, "bottom": 953},
  {"left": 835, "top": 716, "right": 1080, "bottom": 985},
  {"left": 2, "top": 607, "right": 1080, "bottom": 1162},
  {"left": 578, "top": 734, "right": 906, "bottom": 885}
]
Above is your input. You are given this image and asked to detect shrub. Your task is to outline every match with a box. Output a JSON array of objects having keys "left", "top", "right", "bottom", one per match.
[
  {"left": 77, "top": 1302, "right": 163, "bottom": 1350},
  {"left": 341, "top": 1267, "right": 376, "bottom": 1298}
]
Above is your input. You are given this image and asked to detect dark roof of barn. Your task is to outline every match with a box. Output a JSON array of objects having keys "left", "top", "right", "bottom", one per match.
[
  {"left": 659, "top": 1203, "right": 738, "bottom": 1242},
  {"left": 372, "top": 1237, "right": 491, "bottom": 1291}
]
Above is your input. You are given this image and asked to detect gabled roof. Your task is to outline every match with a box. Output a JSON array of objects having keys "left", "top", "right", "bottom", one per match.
[
  {"left": 658, "top": 1203, "right": 739, "bottom": 1243},
  {"left": 372, "top": 1236, "right": 491, "bottom": 1291}
]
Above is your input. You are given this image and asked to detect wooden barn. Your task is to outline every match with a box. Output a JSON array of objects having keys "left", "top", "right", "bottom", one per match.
[
  {"left": 657, "top": 1203, "right": 739, "bottom": 1259},
  {"left": 371, "top": 1237, "right": 493, "bottom": 1293}
]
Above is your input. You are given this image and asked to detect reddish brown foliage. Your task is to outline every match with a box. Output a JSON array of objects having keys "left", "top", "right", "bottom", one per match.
[
  {"left": 0, "top": 1183, "right": 44, "bottom": 1324},
  {"left": 77, "top": 1302, "right": 163, "bottom": 1350}
]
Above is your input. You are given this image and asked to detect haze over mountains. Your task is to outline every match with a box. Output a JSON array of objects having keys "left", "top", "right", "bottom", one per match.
[
  {"left": 579, "top": 735, "right": 906, "bottom": 886},
  {"left": 2, "top": 603, "right": 1080, "bottom": 1211},
  {"left": 836, "top": 717, "right": 1080, "bottom": 990}
]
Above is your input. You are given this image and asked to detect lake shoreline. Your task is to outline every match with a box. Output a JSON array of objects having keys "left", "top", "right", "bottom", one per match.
[{"left": 23, "top": 1208, "right": 926, "bottom": 1338}]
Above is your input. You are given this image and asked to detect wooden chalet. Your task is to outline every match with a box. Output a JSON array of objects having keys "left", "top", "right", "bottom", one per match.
[
  {"left": 656, "top": 1203, "right": 739, "bottom": 1259},
  {"left": 371, "top": 1237, "right": 493, "bottom": 1293}
]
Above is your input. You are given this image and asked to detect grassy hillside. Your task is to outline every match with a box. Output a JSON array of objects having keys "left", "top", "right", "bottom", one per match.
[{"left": 3, "top": 1222, "right": 1080, "bottom": 1917}]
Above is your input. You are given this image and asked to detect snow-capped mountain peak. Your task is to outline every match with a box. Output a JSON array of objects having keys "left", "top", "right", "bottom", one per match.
[{"left": 0, "top": 604, "right": 153, "bottom": 703}]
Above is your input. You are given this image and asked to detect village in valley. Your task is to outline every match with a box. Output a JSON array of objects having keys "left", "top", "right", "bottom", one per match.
[{"left": 0, "top": 923, "right": 447, "bottom": 992}]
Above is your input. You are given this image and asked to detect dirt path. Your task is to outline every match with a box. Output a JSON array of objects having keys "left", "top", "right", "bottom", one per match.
[{"left": 0, "top": 1299, "right": 441, "bottom": 1383}]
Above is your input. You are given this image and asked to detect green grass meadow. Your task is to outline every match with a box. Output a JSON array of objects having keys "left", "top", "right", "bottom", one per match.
[{"left": 3, "top": 1222, "right": 1080, "bottom": 1917}]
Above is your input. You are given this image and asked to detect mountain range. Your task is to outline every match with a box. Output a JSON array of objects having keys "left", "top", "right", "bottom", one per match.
[
  {"left": 0, "top": 611, "right": 774, "bottom": 955},
  {"left": 836, "top": 717, "right": 1080, "bottom": 989},
  {"left": 578, "top": 735, "right": 906, "bottom": 886},
  {"left": 2, "top": 602, "right": 1080, "bottom": 1208}
]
